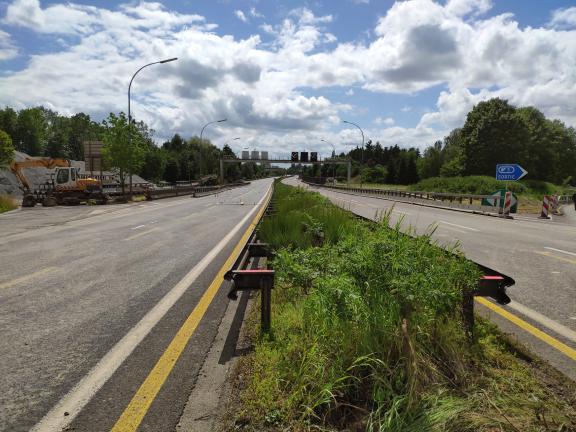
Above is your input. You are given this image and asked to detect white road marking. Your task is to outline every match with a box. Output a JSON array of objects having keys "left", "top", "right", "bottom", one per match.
[
  {"left": 439, "top": 221, "right": 479, "bottom": 232},
  {"left": 438, "top": 225, "right": 467, "bottom": 234},
  {"left": 506, "top": 301, "right": 576, "bottom": 344},
  {"left": 30, "top": 185, "right": 271, "bottom": 432},
  {"left": 124, "top": 227, "right": 159, "bottom": 242},
  {"left": 131, "top": 225, "right": 146, "bottom": 230},
  {"left": 393, "top": 210, "right": 412, "bottom": 216},
  {"left": 544, "top": 247, "right": 576, "bottom": 258},
  {"left": 551, "top": 271, "right": 561, "bottom": 274}
]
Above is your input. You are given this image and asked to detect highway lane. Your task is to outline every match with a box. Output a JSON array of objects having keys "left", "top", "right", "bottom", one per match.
[
  {"left": 284, "top": 177, "right": 576, "bottom": 379},
  {"left": 0, "top": 179, "right": 272, "bottom": 432}
]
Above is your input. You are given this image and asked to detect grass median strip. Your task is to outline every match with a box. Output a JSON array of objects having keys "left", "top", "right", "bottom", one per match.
[{"left": 231, "top": 181, "right": 576, "bottom": 431}]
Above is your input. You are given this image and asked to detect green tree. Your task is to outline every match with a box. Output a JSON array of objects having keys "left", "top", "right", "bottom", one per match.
[
  {"left": 101, "top": 112, "right": 146, "bottom": 194},
  {"left": 461, "top": 98, "right": 529, "bottom": 176},
  {"left": 0, "top": 129, "right": 15, "bottom": 168},
  {"left": 15, "top": 107, "right": 48, "bottom": 155},
  {"left": 0, "top": 107, "right": 18, "bottom": 140},
  {"left": 140, "top": 145, "right": 166, "bottom": 182}
]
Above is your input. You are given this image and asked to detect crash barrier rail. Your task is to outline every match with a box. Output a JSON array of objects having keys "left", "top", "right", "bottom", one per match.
[
  {"left": 145, "top": 181, "right": 249, "bottom": 200},
  {"left": 302, "top": 178, "right": 508, "bottom": 215},
  {"left": 349, "top": 211, "right": 515, "bottom": 342},
  {"left": 224, "top": 189, "right": 276, "bottom": 332}
]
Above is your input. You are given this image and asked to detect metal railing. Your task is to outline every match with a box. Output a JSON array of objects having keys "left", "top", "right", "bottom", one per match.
[
  {"left": 224, "top": 185, "right": 275, "bottom": 332},
  {"left": 145, "top": 181, "right": 248, "bottom": 200},
  {"left": 304, "top": 180, "right": 506, "bottom": 215}
]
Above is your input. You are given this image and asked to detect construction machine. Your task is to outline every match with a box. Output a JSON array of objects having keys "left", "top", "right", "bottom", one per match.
[{"left": 9, "top": 158, "right": 107, "bottom": 207}]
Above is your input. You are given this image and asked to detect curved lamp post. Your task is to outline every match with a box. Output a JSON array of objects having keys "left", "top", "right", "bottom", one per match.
[
  {"left": 128, "top": 57, "right": 178, "bottom": 196},
  {"left": 198, "top": 118, "right": 227, "bottom": 180},
  {"left": 342, "top": 120, "right": 364, "bottom": 165}
]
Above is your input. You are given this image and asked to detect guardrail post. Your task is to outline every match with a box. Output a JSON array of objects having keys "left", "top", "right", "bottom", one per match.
[{"left": 260, "top": 273, "right": 273, "bottom": 333}]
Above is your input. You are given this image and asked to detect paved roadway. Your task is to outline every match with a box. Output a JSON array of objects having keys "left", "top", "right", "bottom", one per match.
[
  {"left": 284, "top": 177, "right": 576, "bottom": 380},
  {"left": 0, "top": 179, "right": 272, "bottom": 432}
]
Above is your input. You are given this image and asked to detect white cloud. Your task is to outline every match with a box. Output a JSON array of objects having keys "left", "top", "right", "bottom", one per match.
[
  {"left": 0, "top": 30, "right": 18, "bottom": 60},
  {"left": 249, "top": 7, "right": 264, "bottom": 19},
  {"left": 445, "top": 0, "right": 492, "bottom": 17},
  {"left": 549, "top": 7, "right": 576, "bottom": 29},
  {"left": 0, "top": 0, "right": 575, "bottom": 155},
  {"left": 375, "top": 117, "right": 395, "bottom": 126},
  {"left": 234, "top": 10, "right": 247, "bottom": 23}
]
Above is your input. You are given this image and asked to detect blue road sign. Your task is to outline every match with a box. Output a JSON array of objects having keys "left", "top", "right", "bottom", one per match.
[{"left": 496, "top": 164, "right": 528, "bottom": 181}]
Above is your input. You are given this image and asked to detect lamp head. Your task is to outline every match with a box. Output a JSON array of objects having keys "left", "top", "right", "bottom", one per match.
[{"left": 160, "top": 57, "right": 178, "bottom": 63}]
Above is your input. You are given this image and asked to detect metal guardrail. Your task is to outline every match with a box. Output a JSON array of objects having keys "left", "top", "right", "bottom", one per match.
[
  {"left": 224, "top": 187, "right": 275, "bottom": 332},
  {"left": 145, "top": 182, "right": 248, "bottom": 200},
  {"left": 304, "top": 180, "right": 506, "bottom": 214}
]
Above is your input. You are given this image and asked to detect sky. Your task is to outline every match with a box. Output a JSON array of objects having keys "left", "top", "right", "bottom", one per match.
[{"left": 0, "top": 0, "right": 575, "bottom": 159}]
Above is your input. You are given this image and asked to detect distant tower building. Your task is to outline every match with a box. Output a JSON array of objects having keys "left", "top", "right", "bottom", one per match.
[
  {"left": 260, "top": 151, "right": 269, "bottom": 160},
  {"left": 251, "top": 150, "right": 260, "bottom": 160},
  {"left": 242, "top": 150, "right": 249, "bottom": 159}
]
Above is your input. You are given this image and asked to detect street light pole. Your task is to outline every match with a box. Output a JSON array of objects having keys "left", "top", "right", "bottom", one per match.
[
  {"left": 321, "top": 138, "right": 336, "bottom": 183},
  {"left": 342, "top": 120, "right": 364, "bottom": 165},
  {"left": 128, "top": 57, "right": 178, "bottom": 197},
  {"left": 198, "top": 118, "right": 227, "bottom": 181}
]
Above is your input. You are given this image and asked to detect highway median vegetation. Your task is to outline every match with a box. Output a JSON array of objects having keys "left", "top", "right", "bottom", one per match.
[{"left": 232, "top": 181, "right": 576, "bottom": 431}]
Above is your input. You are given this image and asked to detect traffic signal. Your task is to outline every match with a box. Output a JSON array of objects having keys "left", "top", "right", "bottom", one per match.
[
  {"left": 300, "top": 152, "right": 309, "bottom": 162},
  {"left": 291, "top": 151, "right": 298, "bottom": 162},
  {"left": 310, "top": 152, "right": 318, "bottom": 162}
]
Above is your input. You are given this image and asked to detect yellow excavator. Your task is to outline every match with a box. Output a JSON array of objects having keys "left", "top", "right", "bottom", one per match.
[{"left": 10, "top": 158, "right": 107, "bottom": 207}]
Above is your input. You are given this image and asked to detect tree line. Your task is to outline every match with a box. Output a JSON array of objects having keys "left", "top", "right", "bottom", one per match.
[
  {"left": 418, "top": 98, "right": 576, "bottom": 185},
  {"left": 304, "top": 98, "right": 576, "bottom": 186},
  {"left": 0, "top": 106, "right": 268, "bottom": 184}
]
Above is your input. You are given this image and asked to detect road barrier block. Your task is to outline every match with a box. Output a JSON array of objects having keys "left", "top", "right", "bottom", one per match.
[{"left": 540, "top": 195, "right": 551, "bottom": 219}]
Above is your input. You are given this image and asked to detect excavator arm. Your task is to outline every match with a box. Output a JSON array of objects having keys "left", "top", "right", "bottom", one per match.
[{"left": 9, "top": 158, "right": 70, "bottom": 192}]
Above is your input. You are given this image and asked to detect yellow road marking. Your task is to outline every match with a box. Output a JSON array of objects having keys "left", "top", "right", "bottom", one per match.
[
  {"left": 534, "top": 250, "right": 576, "bottom": 265},
  {"left": 476, "top": 297, "right": 576, "bottom": 361},
  {"left": 0, "top": 267, "right": 57, "bottom": 290},
  {"left": 111, "top": 189, "right": 271, "bottom": 432},
  {"left": 124, "top": 227, "right": 159, "bottom": 242}
]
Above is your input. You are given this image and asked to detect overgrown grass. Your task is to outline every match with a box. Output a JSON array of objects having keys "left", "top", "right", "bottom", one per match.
[
  {"left": 409, "top": 176, "right": 562, "bottom": 197},
  {"left": 259, "top": 184, "right": 356, "bottom": 249},
  {"left": 0, "top": 194, "right": 17, "bottom": 213},
  {"left": 235, "top": 181, "right": 576, "bottom": 431}
]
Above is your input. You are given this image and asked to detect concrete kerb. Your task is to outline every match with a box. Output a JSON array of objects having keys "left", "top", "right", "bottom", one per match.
[{"left": 306, "top": 183, "right": 514, "bottom": 220}]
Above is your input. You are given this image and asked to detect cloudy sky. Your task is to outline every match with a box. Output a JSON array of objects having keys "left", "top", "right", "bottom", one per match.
[{"left": 0, "top": 0, "right": 575, "bottom": 158}]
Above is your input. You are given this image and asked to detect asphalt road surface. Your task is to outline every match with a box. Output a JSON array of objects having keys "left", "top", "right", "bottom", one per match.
[
  {"left": 284, "top": 177, "right": 576, "bottom": 380},
  {"left": 0, "top": 179, "right": 272, "bottom": 432}
]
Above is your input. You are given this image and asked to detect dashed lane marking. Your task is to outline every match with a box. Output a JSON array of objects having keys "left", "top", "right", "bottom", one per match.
[
  {"left": 0, "top": 267, "right": 58, "bottom": 291},
  {"left": 476, "top": 297, "right": 576, "bottom": 361},
  {"left": 124, "top": 228, "right": 160, "bottom": 242},
  {"left": 439, "top": 220, "right": 480, "bottom": 232},
  {"left": 131, "top": 225, "right": 146, "bottom": 230}
]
